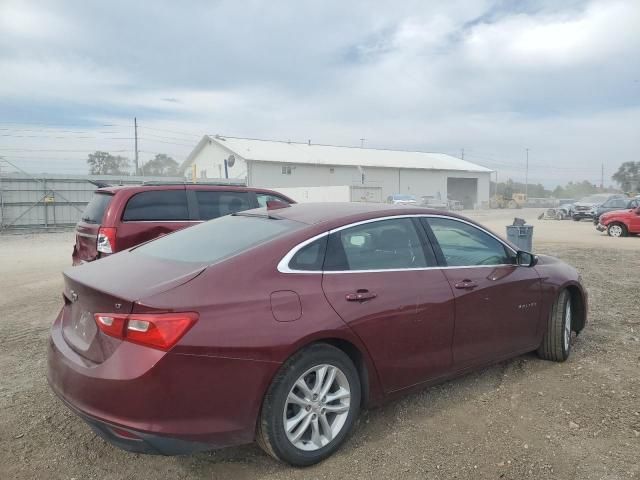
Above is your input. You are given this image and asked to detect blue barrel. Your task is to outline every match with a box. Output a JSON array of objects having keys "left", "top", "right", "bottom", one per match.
[{"left": 506, "top": 225, "right": 534, "bottom": 252}]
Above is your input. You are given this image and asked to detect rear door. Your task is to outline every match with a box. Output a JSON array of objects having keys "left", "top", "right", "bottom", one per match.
[
  {"left": 116, "top": 187, "right": 193, "bottom": 251},
  {"left": 422, "top": 217, "right": 541, "bottom": 367},
  {"left": 73, "top": 191, "right": 113, "bottom": 264},
  {"left": 320, "top": 217, "right": 455, "bottom": 393}
]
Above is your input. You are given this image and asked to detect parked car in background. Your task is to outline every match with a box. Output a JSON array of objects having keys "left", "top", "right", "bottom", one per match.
[
  {"left": 386, "top": 193, "right": 417, "bottom": 205},
  {"left": 571, "top": 194, "right": 616, "bottom": 221},
  {"left": 592, "top": 196, "right": 640, "bottom": 225},
  {"left": 419, "top": 195, "right": 449, "bottom": 210},
  {"left": 596, "top": 205, "right": 640, "bottom": 237},
  {"left": 48, "top": 202, "right": 587, "bottom": 466},
  {"left": 448, "top": 199, "right": 464, "bottom": 211},
  {"left": 73, "top": 183, "right": 294, "bottom": 265}
]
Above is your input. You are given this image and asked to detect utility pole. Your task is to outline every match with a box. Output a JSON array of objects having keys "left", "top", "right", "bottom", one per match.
[
  {"left": 525, "top": 148, "right": 529, "bottom": 199},
  {"left": 360, "top": 138, "right": 366, "bottom": 148},
  {"left": 460, "top": 148, "right": 464, "bottom": 160},
  {"left": 134, "top": 117, "right": 139, "bottom": 176},
  {"left": 601, "top": 163, "right": 604, "bottom": 190}
]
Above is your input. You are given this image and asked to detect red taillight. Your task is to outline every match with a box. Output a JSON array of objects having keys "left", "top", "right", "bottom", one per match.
[
  {"left": 95, "top": 314, "right": 127, "bottom": 338},
  {"left": 97, "top": 227, "right": 116, "bottom": 254},
  {"left": 94, "top": 312, "right": 198, "bottom": 351}
]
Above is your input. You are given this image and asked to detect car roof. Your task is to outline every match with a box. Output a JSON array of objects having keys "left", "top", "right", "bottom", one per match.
[
  {"left": 95, "top": 184, "right": 289, "bottom": 196},
  {"left": 262, "top": 202, "right": 461, "bottom": 226}
]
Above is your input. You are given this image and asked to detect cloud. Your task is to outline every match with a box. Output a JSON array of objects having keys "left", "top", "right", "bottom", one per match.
[{"left": 0, "top": 0, "right": 639, "bottom": 187}]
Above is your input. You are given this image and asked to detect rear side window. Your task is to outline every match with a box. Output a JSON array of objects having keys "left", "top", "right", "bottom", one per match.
[
  {"left": 81, "top": 193, "right": 112, "bottom": 224},
  {"left": 196, "top": 191, "right": 251, "bottom": 220},
  {"left": 123, "top": 190, "right": 188, "bottom": 221},
  {"left": 135, "top": 214, "right": 301, "bottom": 264},
  {"left": 288, "top": 237, "right": 327, "bottom": 271},
  {"left": 324, "top": 218, "right": 429, "bottom": 271}
]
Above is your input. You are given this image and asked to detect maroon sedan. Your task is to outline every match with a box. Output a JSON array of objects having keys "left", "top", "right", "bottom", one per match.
[{"left": 47, "top": 203, "right": 587, "bottom": 466}]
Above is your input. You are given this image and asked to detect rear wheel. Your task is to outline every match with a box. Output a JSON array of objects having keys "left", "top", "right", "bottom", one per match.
[
  {"left": 257, "top": 344, "right": 361, "bottom": 466},
  {"left": 537, "top": 290, "right": 572, "bottom": 362},
  {"left": 607, "top": 222, "right": 627, "bottom": 237}
]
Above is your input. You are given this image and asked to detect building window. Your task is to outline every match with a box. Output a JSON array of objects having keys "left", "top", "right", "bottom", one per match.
[
  {"left": 329, "top": 167, "right": 335, "bottom": 174},
  {"left": 200, "top": 169, "right": 207, "bottom": 179},
  {"left": 281, "top": 166, "right": 292, "bottom": 175}
]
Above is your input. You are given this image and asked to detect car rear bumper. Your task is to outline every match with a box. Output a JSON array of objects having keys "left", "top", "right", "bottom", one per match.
[{"left": 47, "top": 308, "right": 280, "bottom": 455}]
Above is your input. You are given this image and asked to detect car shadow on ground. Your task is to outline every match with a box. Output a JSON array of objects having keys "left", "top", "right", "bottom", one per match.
[{"left": 177, "top": 350, "right": 559, "bottom": 473}]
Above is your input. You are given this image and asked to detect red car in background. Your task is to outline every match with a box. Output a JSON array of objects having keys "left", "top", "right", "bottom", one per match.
[
  {"left": 73, "top": 183, "right": 294, "bottom": 264},
  {"left": 48, "top": 203, "right": 587, "bottom": 466},
  {"left": 596, "top": 205, "right": 640, "bottom": 237}
]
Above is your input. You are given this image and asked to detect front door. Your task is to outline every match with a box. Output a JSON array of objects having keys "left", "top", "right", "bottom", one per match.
[
  {"left": 320, "top": 217, "right": 455, "bottom": 393},
  {"left": 423, "top": 217, "right": 541, "bottom": 367}
]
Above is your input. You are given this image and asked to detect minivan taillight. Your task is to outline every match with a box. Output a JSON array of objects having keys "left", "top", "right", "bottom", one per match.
[
  {"left": 94, "top": 312, "right": 198, "bottom": 350},
  {"left": 97, "top": 227, "right": 116, "bottom": 254}
]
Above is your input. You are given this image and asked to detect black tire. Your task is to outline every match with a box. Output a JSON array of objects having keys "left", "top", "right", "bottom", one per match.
[
  {"left": 257, "top": 343, "right": 361, "bottom": 466},
  {"left": 607, "top": 222, "right": 628, "bottom": 237},
  {"left": 572, "top": 216, "right": 581, "bottom": 221},
  {"left": 537, "top": 290, "right": 572, "bottom": 362}
]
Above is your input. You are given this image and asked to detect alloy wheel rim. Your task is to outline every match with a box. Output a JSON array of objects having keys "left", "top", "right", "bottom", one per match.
[
  {"left": 610, "top": 225, "right": 622, "bottom": 237},
  {"left": 283, "top": 364, "right": 351, "bottom": 451},
  {"left": 564, "top": 301, "right": 572, "bottom": 351}
]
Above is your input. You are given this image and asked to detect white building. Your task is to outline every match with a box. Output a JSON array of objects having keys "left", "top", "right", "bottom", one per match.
[{"left": 180, "top": 135, "right": 493, "bottom": 208}]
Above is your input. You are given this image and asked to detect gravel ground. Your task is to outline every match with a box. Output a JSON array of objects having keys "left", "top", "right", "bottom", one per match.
[{"left": 0, "top": 213, "right": 639, "bottom": 480}]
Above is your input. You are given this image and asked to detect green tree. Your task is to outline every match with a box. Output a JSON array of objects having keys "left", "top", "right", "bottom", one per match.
[
  {"left": 87, "top": 151, "right": 131, "bottom": 175},
  {"left": 142, "top": 154, "right": 179, "bottom": 176},
  {"left": 612, "top": 161, "right": 640, "bottom": 192}
]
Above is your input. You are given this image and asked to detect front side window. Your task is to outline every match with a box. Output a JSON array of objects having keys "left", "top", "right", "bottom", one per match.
[
  {"left": 256, "top": 193, "right": 289, "bottom": 208},
  {"left": 196, "top": 191, "right": 251, "bottom": 220},
  {"left": 604, "top": 198, "right": 628, "bottom": 208},
  {"left": 425, "top": 217, "right": 513, "bottom": 267},
  {"left": 123, "top": 190, "right": 188, "bottom": 221},
  {"left": 324, "top": 218, "right": 429, "bottom": 271}
]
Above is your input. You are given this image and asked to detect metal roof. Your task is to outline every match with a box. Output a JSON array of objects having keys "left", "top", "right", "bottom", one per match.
[{"left": 182, "top": 135, "right": 492, "bottom": 173}]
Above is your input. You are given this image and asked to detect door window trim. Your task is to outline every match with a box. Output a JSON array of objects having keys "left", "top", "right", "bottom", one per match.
[{"left": 277, "top": 214, "right": 518, "bottom": 274}]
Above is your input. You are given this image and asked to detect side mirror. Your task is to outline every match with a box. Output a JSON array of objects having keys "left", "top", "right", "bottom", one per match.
[{"left": 517, "top": 251, "right": 538, "bottom": 267}]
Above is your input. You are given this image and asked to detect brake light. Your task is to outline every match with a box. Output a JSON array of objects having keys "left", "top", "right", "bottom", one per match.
[
  {"left": 94, "top": 312, "right": 198, "bottom": 350},
  {"left": 97, "top": 227, "right": 116, "bottom": 254}
]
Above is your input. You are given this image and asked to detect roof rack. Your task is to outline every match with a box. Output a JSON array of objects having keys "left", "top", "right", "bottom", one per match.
[{"left": 141, "top": 180, "right": 246, "bottom": 186}]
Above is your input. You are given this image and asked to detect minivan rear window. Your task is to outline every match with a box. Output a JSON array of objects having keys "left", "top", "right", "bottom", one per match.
[
  {"left": 134, "top": 214, "right": 301, "bottom": 264},
  {"left": 81, "top": 192, "right": 112, "bottom": 224}
]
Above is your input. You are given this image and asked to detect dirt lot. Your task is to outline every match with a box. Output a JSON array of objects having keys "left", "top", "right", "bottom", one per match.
[{"left": 1, "top": 210, "right": 639, "bottom": 480}]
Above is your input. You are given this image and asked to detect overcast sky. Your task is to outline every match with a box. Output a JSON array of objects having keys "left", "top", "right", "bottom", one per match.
[{"left": 1, "top": 0, "right": 639, "bottom": 187}]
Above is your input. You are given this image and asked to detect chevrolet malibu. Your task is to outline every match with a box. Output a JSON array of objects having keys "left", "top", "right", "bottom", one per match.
[{"left": 47, "top": 203, "right": 587, "bottom": 466}]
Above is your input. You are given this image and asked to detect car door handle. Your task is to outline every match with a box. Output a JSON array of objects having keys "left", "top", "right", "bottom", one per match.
[
  {"left": 345, "top": 290, "right": 377, "bottom": 302},
  {"left": 454, "top": 280, "right": 477, "bottom": 289}
]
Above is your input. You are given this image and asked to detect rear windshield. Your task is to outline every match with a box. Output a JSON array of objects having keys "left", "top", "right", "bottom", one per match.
[
  {"left": 133, "top": 213, "right": 301, "bottom": 264},
  {"left": 81, "top": 193, "right": 112, "bottom": 224}
]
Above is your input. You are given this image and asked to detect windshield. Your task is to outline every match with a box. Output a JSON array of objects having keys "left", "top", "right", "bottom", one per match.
[
  {"left": 134, "top": 213, "right": 301, "bottom": 264},
  {"left": 80, "top": 193, "right": 112, "bottom": 224}
]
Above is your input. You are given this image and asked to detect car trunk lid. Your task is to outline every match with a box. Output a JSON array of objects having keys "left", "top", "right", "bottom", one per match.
[{"left": 61, "top": 251, "right": 206, "bottom": 363}]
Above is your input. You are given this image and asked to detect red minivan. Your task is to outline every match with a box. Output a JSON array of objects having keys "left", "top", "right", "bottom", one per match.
[{"left": 73, "top": 183, "right": 294, "bottom": 265}]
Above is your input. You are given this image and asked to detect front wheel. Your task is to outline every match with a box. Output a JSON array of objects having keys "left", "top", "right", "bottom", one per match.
[
  {"left": 607, "top": 222, "right": 627, "bottom": 237},
  {"left": 537, "top": 290, "right": 572, "bottom": 362},
  {"left": 257, "top": 343, "right": 361, "bottom": 466}
]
